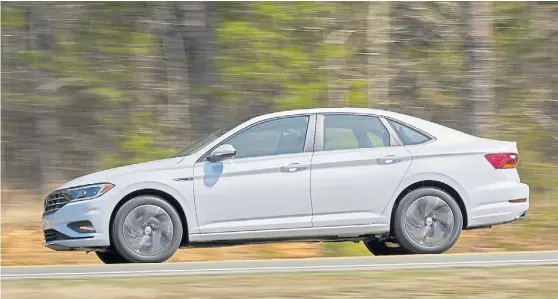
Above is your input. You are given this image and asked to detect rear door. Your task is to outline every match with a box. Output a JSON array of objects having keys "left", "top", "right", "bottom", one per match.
[{"left": 310, "top": 113, "right": 412, "bottom": 227}]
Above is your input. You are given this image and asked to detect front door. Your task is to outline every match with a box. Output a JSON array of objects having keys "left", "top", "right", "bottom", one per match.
[{"left": 193, "top": 115, "right": 316, "bottom": 234}]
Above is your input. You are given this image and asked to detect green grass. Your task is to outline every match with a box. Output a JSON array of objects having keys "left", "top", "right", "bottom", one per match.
[
  {"left": 322, "top": 241, "right": 370, "bottom": 257},
  {"left": 4, "top": 266, "right": 558, "bottom": 299}
]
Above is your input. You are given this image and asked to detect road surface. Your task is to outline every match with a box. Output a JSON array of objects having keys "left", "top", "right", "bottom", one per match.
[{"left": 2, "top": 251, "right": 558, "bottom": 281}]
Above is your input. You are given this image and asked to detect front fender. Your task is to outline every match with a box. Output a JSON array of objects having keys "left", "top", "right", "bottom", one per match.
[{"left": 113, "top": 181, "right": 199, "bottom": 234}]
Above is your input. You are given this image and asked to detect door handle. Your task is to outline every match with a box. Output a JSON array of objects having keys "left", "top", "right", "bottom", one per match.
[
  {"left": 377, "top": 155, "right": 402, "bottom": 165},
  {"left": 280, "top": 163, "right": 308, "bottom": 173}
]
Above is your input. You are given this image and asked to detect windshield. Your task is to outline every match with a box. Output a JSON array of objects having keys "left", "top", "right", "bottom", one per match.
[
  {"left": 173, "top": 118, "right": 249, "bottom": 157},
  {"left": 173, "top": 129, "right": 229, "bottom": 157}
]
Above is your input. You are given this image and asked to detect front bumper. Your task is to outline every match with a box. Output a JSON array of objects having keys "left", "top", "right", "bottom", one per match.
[{"left": 41, "top": 194, "right": 115, "bottom": 251}]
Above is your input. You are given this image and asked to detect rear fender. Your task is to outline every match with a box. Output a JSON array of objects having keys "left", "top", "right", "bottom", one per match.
[{"left": 377, "top": 172, "right": 471, "bottom": 226}]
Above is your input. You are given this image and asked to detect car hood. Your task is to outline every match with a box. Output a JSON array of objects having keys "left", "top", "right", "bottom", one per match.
[{"left": 57, "top": 156, "right": 188, "bottom": 190}]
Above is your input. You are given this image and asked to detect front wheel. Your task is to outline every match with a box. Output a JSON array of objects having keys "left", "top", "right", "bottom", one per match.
[
  {"left": 111, "top": 195, "right": 183, "bottom": 263},
  {"left": 393, "top": 187, "right": 463, "bottom": 254}
]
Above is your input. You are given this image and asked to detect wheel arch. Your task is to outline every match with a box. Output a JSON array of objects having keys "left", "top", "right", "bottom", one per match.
[
  {"left": 109, "top": 188, "right": 190, "bottom": 246},
  {"left": 389, "top": 180, "right": 469, "bottom": 230}
]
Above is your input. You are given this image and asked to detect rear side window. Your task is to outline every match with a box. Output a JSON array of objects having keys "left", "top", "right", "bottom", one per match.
[
  {"left": 323, "top": 114, "right": 391, "bottom": 151},
  {"left": 387, "top": 119, "right": 432, "bottom": 145}
]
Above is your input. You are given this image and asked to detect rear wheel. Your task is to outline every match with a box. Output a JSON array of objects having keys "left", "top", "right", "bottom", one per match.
[
  {"left": 111, "top": 195, "right": 183, "bottom": 263},
  {"left": 393, "top": 187, "right": 463, "bottom": 254},
  {"left": 95, "top": 250, "right": 130, "bottom": 264}
]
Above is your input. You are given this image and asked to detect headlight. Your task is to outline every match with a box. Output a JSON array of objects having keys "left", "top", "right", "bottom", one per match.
[{"left": 65, "top": 183, "right": 114, "bottom": 202}]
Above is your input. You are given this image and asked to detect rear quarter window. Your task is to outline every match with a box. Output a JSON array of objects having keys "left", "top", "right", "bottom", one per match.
[{"left": 387, "top": 119, "right": 432, "bottom": 145}]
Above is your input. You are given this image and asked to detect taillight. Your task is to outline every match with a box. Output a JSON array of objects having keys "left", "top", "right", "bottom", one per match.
[{"left": 484, "top": 153, "right": 519, "bottom": 169}]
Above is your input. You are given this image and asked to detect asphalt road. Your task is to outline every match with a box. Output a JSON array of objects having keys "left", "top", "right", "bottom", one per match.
[{"left": 2, "top": 251, "right": 558, "bottom": 281}]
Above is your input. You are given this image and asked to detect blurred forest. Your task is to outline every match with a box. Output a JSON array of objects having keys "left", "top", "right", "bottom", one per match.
[{"left": 2, "top": 1, "right": 558, "bottom": 197}]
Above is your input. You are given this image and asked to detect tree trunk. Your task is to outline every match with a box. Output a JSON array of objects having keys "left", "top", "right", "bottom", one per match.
[
  {"left": 27, "top": 2, "right": 59, "bottom": 195},
  {"left": 178, "top": 1, "right": 219, "bottom": 136},
  {"left": 326, "top": 56, "right": 347, "bottom": 108},
  {"left": 367, "top": 2, "right": 391, "bottom": 110},
  {"left": 153, "top": 2, "right": 191, "bottom": 146},
  {"left": 535, "top": 4, "right": 558, "bottom": 123},
  {"left": 464, "top": 1, "right": 494, "bottom": 137},
  {"left": 325, "top": 30, "right": 352, "bottom": 108}
]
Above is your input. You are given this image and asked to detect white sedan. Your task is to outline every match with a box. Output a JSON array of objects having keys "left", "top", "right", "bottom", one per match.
[{"left": 42, "top": 108, "right": 529, "bottom": 263}]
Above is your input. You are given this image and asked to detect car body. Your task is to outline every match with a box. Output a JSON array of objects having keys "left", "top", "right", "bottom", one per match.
[{"left": 42, "top": 108, "right": 529, "bottom": 262}]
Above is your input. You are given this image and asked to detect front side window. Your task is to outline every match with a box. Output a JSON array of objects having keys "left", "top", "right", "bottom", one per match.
[
  {"left": 225, "top": 116, "right": 309, "bottom": 159},
  {"left": 323, "top": 114, "right": 391, "bottom": 151},
  {"left": 387, "top": 119, "right": 432, "bottom": 145}
]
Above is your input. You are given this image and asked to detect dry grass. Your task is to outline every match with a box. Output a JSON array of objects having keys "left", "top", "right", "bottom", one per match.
[
  {"left": 1, "top": 189, "right": 324, "bottom": 266},
  {"left": 2, "top": 188, "right": 557, "bottom": 266},
  {"left": 3, "top": 266, "right": 558, "bottom": 299}
]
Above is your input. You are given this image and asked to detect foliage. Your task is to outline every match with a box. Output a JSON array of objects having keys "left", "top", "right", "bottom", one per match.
[
  {"left": 101, "top": 112, "right": 176, "bottom": 169},
  {"left": 2, "top": 1, "right": 558, "bottom": 192},
  {"left": 3, "top": 0, "right": 558, "bottom": 259},
  {"left": 214, "top": 2, "right": 348, "bottom": 110}
]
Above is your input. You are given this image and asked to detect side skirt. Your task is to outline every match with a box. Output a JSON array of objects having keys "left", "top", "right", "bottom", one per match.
[{"left": 185, "top": 224, "right": 390, "bottom": 247}]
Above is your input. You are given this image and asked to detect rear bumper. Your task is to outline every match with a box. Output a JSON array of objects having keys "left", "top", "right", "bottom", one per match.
[{"left": 467, "top": 182, "right": 530, "bottom": 229}]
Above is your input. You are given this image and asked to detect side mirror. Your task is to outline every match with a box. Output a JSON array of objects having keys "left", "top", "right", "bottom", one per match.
[{"left": 207, "top": 144, "right": 236, "bottom": 162}]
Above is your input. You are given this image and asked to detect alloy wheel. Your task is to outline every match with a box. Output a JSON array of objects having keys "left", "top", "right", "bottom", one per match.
[
  {"left": 122, "top": 204, "right": 174, "bottom": 256},
  {"left": 404, "top": 196, "right": 455, "bottom": 247}
]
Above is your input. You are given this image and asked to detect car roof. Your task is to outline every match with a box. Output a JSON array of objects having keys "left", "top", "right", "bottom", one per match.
[
  {"left": 252, "top": 107, "right": 389, "bottom": 120},
  {"left": 249, "top": 107, "right": 426, "bottom": 127}
]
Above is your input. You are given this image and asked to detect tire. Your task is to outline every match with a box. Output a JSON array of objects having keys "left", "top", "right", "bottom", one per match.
[
  {"left": 95, "top": 250, "right": 130, "bottom": 264},
  {"left": 364, "top": 239, "right": 412, "bottom": 256},
  {"left": 393, "top": 187, "right": 463, "bottom": 254},
  {"left": 111, "top": 195, "right": 183, "bottom": 263}
]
